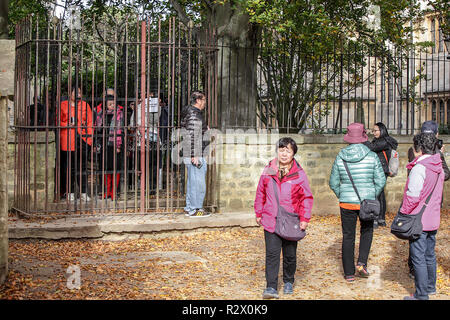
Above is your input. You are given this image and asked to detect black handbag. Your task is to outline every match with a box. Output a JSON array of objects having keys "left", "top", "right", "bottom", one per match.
[
  {"left": 342, "top": 160, "right": 380, "bottom": 221},
  {"left": 390, "top": 173, "right": 440, "bottom": 241},
  {"left": 271, "top": 179, "right": 306, "bottom": 241}
]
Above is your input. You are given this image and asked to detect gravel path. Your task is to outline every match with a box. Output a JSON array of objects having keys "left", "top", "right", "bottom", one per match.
[{"left": 1, "top": 212, "right": 449, "bottom": 300}]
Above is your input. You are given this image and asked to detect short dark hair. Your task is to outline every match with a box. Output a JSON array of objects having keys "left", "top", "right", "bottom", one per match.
[
  {"left": 190, "top": 91, "right": 205, "bottom": 105},
  {"left": 276, "top": 137, "right": 298, "bottom": 155},
  {"left": 413, "top": 133, "right": 436, "bottom": 155}
]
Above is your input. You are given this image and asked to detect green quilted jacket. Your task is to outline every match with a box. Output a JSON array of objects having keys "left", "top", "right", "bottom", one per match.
[{"left": 329, "top": 143, "right": 386, "bottom": 204}]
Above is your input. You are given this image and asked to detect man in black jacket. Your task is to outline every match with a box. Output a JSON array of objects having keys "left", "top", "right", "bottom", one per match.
[{"left": 181, "top": 92, "right": 210, "bottom": 217}]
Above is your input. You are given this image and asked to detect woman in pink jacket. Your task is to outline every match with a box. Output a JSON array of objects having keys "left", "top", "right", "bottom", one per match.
[
  {"left": 402, "top": 133, "right": 444, "bottom": 300},
  {"left": 254, "top": 137, "right": 313, "bottom": 299}
]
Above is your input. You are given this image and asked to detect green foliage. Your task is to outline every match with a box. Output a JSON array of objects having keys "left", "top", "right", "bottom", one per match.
[
  {"left": 9, "top": 0, "right": 444, "bottom": 132},
  {"left": 8, "top": 0, "right": 50, "bottom": 38},
  {"left": 234, "top": 0, "right": 433, "bottom": 131}
]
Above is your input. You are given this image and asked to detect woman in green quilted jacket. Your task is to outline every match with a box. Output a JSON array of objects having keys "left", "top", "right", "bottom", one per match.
[{"left": 329, "top": 123, "right": 386, "bottom": 282}]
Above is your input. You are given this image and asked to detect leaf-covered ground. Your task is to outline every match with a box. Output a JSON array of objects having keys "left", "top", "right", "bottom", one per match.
[{"left": 1, "top": 212, "right": 449, "bottom": 300}]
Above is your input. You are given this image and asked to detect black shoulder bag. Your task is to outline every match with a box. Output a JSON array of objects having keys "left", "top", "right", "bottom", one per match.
[
  {"left": 390, "top": 173, "right": 440, "bottom": 241},
  {"left": 342, "top": 160, "right": 380, "bottom": 221}
]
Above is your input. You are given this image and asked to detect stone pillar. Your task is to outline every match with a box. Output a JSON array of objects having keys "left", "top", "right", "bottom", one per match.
[{"left": 0, "top": 39, "right": 15, "bottom": 285}]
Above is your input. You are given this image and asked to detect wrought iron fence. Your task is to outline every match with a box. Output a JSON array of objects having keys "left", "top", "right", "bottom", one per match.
[
  {"left": 13, "top": 15, "right": 218, "bottom": 215},
  {"left": 214, "top": 41, "right": 450, "bottom": 134},
  {"left": 12, "top": 14, "right": 450, "bottom": 215}
]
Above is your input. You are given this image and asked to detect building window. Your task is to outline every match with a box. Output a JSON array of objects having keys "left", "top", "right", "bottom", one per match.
[
  {"left": 438, "top": 20, "right": 444, "bottom": 53},
  {"left": 447, "top": 100, "right": 450, "bottom": 126},
  {"left": 431, "top": 18, "right": 436, "bottom": 54},
  {"left": 439, "top": 100, "right": 445, "bottom": 124},
  {"left": 432, "top": 100, "right": 436, "bottom": 121}
]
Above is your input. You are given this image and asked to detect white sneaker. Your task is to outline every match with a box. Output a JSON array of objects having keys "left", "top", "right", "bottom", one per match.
[
  {"left": 80, "top": 193, "right": 91, "bottom": 201},
  {"left": 67, "top": 193, "right": 75, "bottom": 201}
]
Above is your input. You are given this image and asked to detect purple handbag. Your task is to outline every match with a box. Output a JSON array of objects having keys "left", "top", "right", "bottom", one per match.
[{"left": 272, "top": 180, "right": 306, "bottom": 241}]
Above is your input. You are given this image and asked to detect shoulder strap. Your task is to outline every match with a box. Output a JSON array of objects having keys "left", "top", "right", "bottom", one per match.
[
  {"left": 402, "top": 171, "right": 441, "bottom": 217},
  {"left": 342, "top": 160, "right": 362, "bottom": 202},
  {"left": 424, "top": 172, "right": 441, "bottom": 206},
  {"left": 382, "top": 150, "right": 389, "bottom": 163}
]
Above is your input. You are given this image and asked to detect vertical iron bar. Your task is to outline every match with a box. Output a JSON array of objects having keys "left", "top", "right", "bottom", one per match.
[{"left": 140, "top": 20, "right": 146, "bottom": 213}]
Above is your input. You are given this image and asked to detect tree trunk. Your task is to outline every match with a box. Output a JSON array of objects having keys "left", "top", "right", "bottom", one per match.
[
  {"left": 0, "top": 0, "right": 8, "bottom": 39},
  {"left": 211, "top": 2, "right": 260, "bottom": 130}
]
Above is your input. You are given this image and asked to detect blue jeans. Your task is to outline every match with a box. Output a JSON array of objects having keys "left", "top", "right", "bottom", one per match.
[
  {"left": 184, "top": 157, "right": 207, "bottom": 214},
  {"left": 409, "top": 230, "right": 437, "bottom": 300}
]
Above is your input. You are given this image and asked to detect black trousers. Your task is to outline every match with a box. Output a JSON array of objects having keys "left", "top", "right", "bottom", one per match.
[
  {"left": 340, "top": 207, "right": 374, "bottom": 276},
  {"left": 377, "top": 188, "right": 386, "bottom": 224},
  {"left": 264, "top": 230, "right": 298, "bottom": 290},
  {"left": 59, "top": 140, "right": 90, "bottom": 196}
]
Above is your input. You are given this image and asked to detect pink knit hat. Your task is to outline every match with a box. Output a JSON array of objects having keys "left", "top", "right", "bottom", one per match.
[{"left": 344, "top": 123, "right": 368, "bottom": 144}]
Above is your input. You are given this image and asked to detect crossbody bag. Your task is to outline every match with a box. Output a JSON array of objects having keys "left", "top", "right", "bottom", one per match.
[{"left": 342, "top": 160, "right": 380, "bottom": 221}]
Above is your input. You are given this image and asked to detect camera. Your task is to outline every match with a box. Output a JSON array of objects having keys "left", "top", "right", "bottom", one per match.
[
  {"left": 436, "top": 138, "right": 443, "bottom": 151},
  {"left": 192, "top": 158, "right": 203, "bottom": 169}
]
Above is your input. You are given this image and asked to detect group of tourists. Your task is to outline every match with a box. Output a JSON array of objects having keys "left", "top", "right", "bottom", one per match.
[
  {"left": 254, "top": 120, "right": 448, "bottom": 300},
  {"left": 56, "top": 87, "right": 448, "bottom": 300},
  {"left": 57, "top": 86, "right": 167, "bottom": 202}
]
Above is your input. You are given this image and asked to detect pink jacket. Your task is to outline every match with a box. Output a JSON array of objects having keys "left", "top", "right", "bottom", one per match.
[
  {"left": 254, "top": 158, "right": 314, "bottom": 233},
  {"left": 400, "top": 153, "right": 444, "bottom": 231}
]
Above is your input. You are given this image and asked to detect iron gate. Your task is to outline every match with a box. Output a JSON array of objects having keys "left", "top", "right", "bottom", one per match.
[{"left": 13, "top": 15, "right": 219, "bottom": 215}]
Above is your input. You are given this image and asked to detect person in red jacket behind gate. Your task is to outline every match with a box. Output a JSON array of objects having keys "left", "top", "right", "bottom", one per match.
[
  {"left": 58, "top": 85, "right": 93, "bottom": 202},
  {"left": 254, "top": 137, "right": 313, "bottom": 299}
]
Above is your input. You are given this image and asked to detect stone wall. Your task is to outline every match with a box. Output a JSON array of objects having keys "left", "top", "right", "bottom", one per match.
[
  {"left": 216, "top": 133, "right": 450, "bottom": 215},
  {"left": 0, "top": 97, "right": 8, "bottom": 284},
  {"left": 8, "top": 131, "right": 55, "bottom": 211},
  {"left": 0, "top": 39, "right": 14, "bottom": 284},
  {"left": 4, "top": 130, "right": 450, "bottom": 217}
]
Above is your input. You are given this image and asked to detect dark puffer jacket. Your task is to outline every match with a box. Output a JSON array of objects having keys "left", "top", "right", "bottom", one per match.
[
  {"left": 180, "top": 105, "right": 209, "bottom": 158},
  {"left": 364, "top": 136, "right": 398, "bottom": 175}
]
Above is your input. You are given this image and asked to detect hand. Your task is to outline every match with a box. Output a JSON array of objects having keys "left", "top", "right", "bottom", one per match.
[
  {"left": 191, "top": 157, "right": 199, "bottom": 166},
  {"left": 117, "top": 148, "right": 121, "bottom": 153},
  {"left": 441, "top": 145, "right": 445, "bottom": 154},
  {"left": 256, "top": 217, "right": 262, "bottom": 226},
  {"left": 300, "top": 221, "right": 308, "bottom": 231}
]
